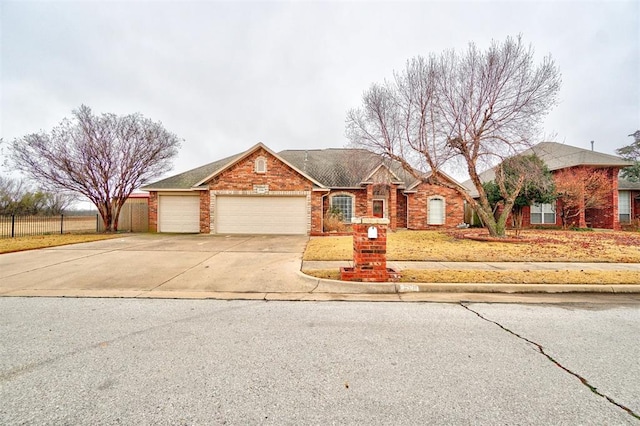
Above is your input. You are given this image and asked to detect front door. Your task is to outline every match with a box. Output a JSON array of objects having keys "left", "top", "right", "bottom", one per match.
[{"left": 373, "top": 200, "right": 384, "bottom": 218}]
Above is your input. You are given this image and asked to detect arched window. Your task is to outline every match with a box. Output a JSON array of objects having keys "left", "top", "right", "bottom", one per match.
[
  {"left": 255, "top": 157, "right": 267, "bottom": 174},
  {"left": 427, "top": 196, "right": 445, "bottom": 225},
  {"left": 330, "top": 193, "right": 355, "bottom": 222}
]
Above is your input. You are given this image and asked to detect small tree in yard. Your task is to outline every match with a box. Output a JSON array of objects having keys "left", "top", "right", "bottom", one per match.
[
  {"left": 346, "top": 35, "right": 561, "bottom": 237},
  {"left": 617, "top": 130, "right": 640, "bottom": 182},
  {"left": 9, "top": 105, "right": 181, "bottom": 231},
  {"left": 554, "top": 167, "right": 610, "bottom": 229},
  {"left": 483, "top": 155, "right": 556, "bottom": 235}
]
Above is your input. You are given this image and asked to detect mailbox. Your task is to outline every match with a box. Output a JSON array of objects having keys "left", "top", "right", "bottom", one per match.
[{"left": 367, "top": 226, "right": 378, "bottom": 239}]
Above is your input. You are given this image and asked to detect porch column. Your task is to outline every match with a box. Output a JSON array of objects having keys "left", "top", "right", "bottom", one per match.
[
  {"left": 366, "top": 184, "right": 373, "bottom": 216},
  {"left": 389, "top": 184, "right": 397, "bottom": 230}
]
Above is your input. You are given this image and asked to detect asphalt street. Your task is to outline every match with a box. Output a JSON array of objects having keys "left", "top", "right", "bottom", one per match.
[{"left": 1, "top": 298, "right": 638, "bottom": 425}]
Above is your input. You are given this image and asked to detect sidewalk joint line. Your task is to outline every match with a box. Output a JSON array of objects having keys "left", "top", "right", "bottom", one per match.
[{"left": 460, "top": 303, "right": 639, "bottom": 421}]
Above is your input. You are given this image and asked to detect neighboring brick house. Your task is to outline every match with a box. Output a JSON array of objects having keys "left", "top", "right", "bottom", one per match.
[
  {"left": 142, "top": 143, "right": 466, "bottom": 235},
  {"left": 464, "top": 142, "right": 636, "bottom": 230}
]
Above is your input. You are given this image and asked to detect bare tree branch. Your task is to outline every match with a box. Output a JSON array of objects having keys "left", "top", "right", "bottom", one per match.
[
  {"left": 9, "top": 105, "right": 181, "bottom": 231},
  {"left": 346, "top": 35, "right": 561, "bottom": 237}
]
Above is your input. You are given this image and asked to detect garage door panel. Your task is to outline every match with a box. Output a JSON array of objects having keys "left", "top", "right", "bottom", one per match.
[
  {"left": 217, "top": 196, "right": 307, "bottom": 235},
  {"left": 159, "top": 195, "right": 200, "bottom": 233}
]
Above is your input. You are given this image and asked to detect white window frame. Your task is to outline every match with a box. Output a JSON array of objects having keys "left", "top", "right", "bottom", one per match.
[
  {"left": 255, "top": 156, "right": 267, "bottom": 174},
  {"left": 531, "top": 202, "right": 556, "bottom": 224},
  {"left": 427, "top": 196, "right": 446, "bottom": 225},
  {"left": 330, "top": 193, "right": 355, "bottom": 223},
  {"left": 619, "top": 191, "right": 631, "bottom": 223}
]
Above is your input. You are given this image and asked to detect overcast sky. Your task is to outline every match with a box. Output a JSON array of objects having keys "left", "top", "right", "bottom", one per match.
[{"left": 2, "top": 0, "right": 639, "bottom": 184}]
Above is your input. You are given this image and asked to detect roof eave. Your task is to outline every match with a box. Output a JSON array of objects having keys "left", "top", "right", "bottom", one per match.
[{"left": 141, "top": 188, "right": 202, "bottom": 192}]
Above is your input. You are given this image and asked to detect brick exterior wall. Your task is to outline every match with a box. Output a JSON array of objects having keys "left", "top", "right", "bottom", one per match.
[
  {"left": 520, "top": 166, "right": 623, "bottom": 230},
  {"left": 396, "top": 190, "right": 408, "bottom": 228},
  {"left": 209, "top": 148, "right": 314, "bottom": 192},
  {"left": 148, "top": 192, "right": 158, "bottom": 232},
  {"left": 199, "top": 191, "right": 210, "bottom": 233},
  {"left": 207, "top": 148, "right": 314, "bottom": 234},
  {"left": 585, "top": 167, "right": 620, "bottom": 229},
  {"left": 310, "top": 191, "right": 326, "bottom": 234},
  {"left": 406, "top": 183, "right": 465, "bottom": 229}
]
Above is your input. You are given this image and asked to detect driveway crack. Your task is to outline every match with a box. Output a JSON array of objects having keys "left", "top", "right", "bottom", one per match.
[
  {"left": 460, "top": 303, "right": 640, "bottom": 421},
  {"left": 147, "top": 252, "right": 221, "bottom": 291}
]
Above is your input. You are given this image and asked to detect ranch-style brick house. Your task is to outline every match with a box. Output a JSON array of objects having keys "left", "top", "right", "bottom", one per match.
[
  {"left": 142, "top": 143, "right": 466, "bottom": 235},
  {"left": 464, "top": 142, "right": 638, "bottom": 230}
]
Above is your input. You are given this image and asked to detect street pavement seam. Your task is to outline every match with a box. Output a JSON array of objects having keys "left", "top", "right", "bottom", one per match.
[{"left": 461, "top": 303, "right": 640, "bottom": 421}]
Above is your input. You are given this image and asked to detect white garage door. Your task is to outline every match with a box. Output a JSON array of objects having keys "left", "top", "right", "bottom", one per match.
[
  {"left": 159, "top": 195, "right": 200, "bottom": 233},
  {"left": 216, "top": 196, "right": 307, "bottom": 235}
]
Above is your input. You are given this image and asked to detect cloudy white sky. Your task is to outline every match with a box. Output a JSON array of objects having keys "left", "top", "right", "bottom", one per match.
[{"left": 1, "top": 0, "right": 638, "bottom": 184}]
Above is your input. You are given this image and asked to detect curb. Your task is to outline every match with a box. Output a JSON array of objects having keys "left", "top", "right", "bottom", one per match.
[{"left": 297, "top": 271, "right": 640, "bottom": 294}]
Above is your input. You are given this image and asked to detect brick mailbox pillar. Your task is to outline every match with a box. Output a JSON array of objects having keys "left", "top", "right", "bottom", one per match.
[{"left": 340, "top": 217, "right": 400, "bottom": 282}]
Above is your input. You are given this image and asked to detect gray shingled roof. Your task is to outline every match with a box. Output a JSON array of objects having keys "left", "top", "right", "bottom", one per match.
[
  {"left": 462, "top": 142, "right": 634, "bottom": 196},
  {"left": 619, "top": 177, "right": 640, "bottom": 191},
  {"left": 141, "top": 153, "right": 242, "bottom": 190},
  {"left": 143, "top": 147, "right": 423, "bottom": 190},
  {"left": 524, "top": 142, "right": 632, "bottom": 170},
  {"left": 278, "top": 148, "right": 419, "bottom": 188}
]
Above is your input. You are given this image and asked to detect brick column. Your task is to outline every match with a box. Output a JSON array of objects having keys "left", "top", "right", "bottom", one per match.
[
  {"left": 366, "top": 185, "right": 374, "bottom": 217},
  {"left": 389, "top": 184, "right": 397, "bottom": 230},
  {"left": 340, "top": 217, "right": 399, "bottom": 282},
  {"left": 148, "top": 192, "right": 158, "bottom": 232},
  {"left": 199, "top": 191, "right": 210, "bottom": 233}
]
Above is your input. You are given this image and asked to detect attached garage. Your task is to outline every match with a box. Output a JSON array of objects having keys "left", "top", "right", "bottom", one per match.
[
  {"left": 216, "top": 196, "right": 307, "bottom": 235},
  {"left": 159, "top": 194, "right": 200, "bottom": 233}
]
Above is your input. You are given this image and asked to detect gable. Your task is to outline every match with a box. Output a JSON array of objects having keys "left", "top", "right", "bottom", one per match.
[
  {"left": 405, "top": 170, "right": 466, "bottom": 193},
  {"left": 362, "top": 164, "right": 404, "bottom": 185},
  {"left": 207, "top": 147, "right": 316, "bottom": 192}
]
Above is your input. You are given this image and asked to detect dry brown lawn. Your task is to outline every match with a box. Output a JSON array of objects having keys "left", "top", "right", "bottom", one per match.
[
  {"left": 304, "top": 229, "right": 640, "bottom": 263},
  {"left": 0, "top": 234, "right": 122, "bottom": 254},
  {"left": 303, "top": 269, "right": 640, "bottom": 285}
]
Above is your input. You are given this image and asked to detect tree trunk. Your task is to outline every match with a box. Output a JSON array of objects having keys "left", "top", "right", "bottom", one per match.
[
  {"left": 512, "top": 206, "right": 523, "bottom": 236},
  {"left": 112, "top": 198, "right": 127, "bottom": 232},
  {"left": 97, "top": 202, "right": 114, "bottom": 232}
]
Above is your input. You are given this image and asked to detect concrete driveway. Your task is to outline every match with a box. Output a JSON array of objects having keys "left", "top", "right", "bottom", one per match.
[{"left": 0, "top": 234, "right": 317, "bottom": 297}]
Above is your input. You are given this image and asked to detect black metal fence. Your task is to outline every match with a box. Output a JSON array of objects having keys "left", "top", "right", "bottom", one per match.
[{"left": 0, "top": 215, "right": 99, "bottom": 238}]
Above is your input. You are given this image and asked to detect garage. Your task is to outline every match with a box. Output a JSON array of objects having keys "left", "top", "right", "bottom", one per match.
[
  {"left": 216, "top": 196, "right": 307, "bottom": 234},
  {"left": 159, "top": 195, "right": 200, "bottom": 233}
]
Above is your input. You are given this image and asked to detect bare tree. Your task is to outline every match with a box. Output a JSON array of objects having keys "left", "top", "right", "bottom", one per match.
[
  {"left": 347, "top": 35, "right": 561, "bottom": 237},
  {"left": 9, "top": 105, "right": 181, "bottom": 231}
]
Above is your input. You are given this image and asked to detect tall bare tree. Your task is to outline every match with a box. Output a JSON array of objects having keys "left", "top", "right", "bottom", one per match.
[
  {"left": 347, "top": 35, "right": 561, "bottom": 237},
  {"left": 10, "top": 105, "right": 181, "bottom": 231}
]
